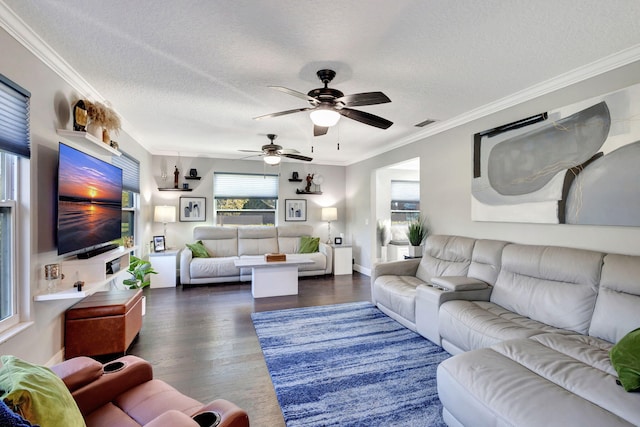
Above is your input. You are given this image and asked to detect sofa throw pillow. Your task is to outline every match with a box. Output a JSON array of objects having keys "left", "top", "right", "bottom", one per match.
[
  {"left": 0, "top": 400, "right": 36, "bottom": 427},
  {"left": 610, "top": 327, "right": 640, "bottom": 392},
  {"left": 299, "top": 236, "right": 320, "bottom": 254},
  {"left": 186, "top": 240, "right": 210, "bottom": 258},
  {"left": 0, "top": 355, "right": 85, "bottom": 427}
]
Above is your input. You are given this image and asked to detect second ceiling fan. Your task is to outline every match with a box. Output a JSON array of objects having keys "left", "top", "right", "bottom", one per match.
[{"left": 254, "top": 69, "right": 393, "bottom": 136}]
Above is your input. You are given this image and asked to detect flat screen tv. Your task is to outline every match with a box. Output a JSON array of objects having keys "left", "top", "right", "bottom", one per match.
[{"left": 57, "top": 142, "right": 123, "bottom": 256}]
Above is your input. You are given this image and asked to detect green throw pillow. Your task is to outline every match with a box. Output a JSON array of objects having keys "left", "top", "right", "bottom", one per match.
[
  {"left": 186, "top": 240, "right": 210, "bottom": 258},
  {"left": 299, "top": 236, "right": 320, "bottom": 254},
  {"left": 610, "top": 327, "right": 640, "bottom": 392},
  {"left": 0, "top": 355, "right": 85, "bottom": 427}
]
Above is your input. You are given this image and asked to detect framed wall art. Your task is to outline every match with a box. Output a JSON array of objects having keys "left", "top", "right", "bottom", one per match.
[
  {"left": 180, "top": 197, "right": 206, "bottom": 222},
  {"left": 285, "top": 199, "right": 306, "bottom": 221}
]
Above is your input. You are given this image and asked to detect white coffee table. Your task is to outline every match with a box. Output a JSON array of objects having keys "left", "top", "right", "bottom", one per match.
[{"left": 233, "top": 258, "right": 313, "bottom": 298}]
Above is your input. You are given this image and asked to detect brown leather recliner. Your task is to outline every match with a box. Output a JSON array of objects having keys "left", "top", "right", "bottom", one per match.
[{"left": 51, "top": 355, "right": 249, "bottom": 427}]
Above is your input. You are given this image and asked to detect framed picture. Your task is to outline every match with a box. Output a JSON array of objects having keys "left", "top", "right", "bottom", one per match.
[
  {"left": 285, "top": 199, "right": 306, "bottom": 221},
  {"left": 153, "top": 235, "right": 166, "bottom": 252},
  {"left": 180, "top": 197, "right": 206, "bottom": 222}
]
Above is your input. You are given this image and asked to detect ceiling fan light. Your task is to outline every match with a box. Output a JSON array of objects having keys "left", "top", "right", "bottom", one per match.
[
  {"left": 310, "top": 109, "right": 340, "bottom": 127},
  {"left": 263, "top": 154, "right": 281, "bottom": 165}
]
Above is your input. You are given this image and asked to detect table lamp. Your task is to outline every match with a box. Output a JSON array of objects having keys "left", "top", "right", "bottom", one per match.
[
  {"left": 321, "top": 207, "right": 338, "bottom": 244},
  {"left": 154, "top": 205, "right": 176, "bottom": 244}
]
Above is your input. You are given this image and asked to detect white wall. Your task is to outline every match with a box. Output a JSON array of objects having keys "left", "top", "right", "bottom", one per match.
[
  {"left": 347, "top": 60, "right": 640, "bottom": 271},
  {"left": 150, "top": 156, "right": 347, "bottom": 250},
  {"left": 0, "top": 27, "right": 153, "bottom": 364}
]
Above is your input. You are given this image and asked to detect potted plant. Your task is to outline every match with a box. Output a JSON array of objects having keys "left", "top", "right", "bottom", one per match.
[
  {"left": 407, "top": 217, "right": 428, "bottom": 257},
  {"left": 376, "top": 220, "right": 390, "bottom": 261},
  {"left": 123, "top": 255, "right": 157, "bottom": 315}
]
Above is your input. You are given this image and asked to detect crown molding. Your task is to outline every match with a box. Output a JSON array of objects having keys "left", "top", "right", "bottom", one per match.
[{"left": 348, "top": 44, "right": 640, "bottom": 165}]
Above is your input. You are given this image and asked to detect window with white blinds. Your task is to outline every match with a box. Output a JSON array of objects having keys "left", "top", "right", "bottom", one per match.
[
  {"left": 214, "top": 173, "right": 278, "bottom": 225},
  {"left": 390, "top": 180, "right": 420, "bottom": 224},
  {"left": 112, "top": 151, "right": 140, "bottom": 193},
  {"left": 0, "top": 74, "right": 30, "bottom": 158}
]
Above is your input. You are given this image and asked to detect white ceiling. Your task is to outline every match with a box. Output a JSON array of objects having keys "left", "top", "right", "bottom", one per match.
[{"left": 3, "top": 1, "right": 640, "bottom": 165}]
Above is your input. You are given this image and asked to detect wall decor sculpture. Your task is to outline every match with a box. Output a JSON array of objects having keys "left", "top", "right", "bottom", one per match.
[{"left": 472, "top": 82, "right": 640, "bottom": 226}]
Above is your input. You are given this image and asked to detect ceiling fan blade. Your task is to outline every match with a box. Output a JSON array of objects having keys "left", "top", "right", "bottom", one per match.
[
  {"left": 314, "top": 125, "right": 329, "bottom": 136},
  {"left": 283, "top": 153, "right": 313, "bottom": 162},
  {"left": 269, "top": 86, "right": 318, "bottom": 104},
  {"left": 278, "top": 148, "right": 301, "bottom": 155},
  {"left": 339, "top": 108, "right": 393, "bottom": 129},
  {"left": 336, "top": 91, "right": 391, "bottom": 107},
  {"left": 238, "top": 149, "right": 263, "bottom": 153},
  {"left": 253, "top": 107, "right": 313, "bottom": 120}
]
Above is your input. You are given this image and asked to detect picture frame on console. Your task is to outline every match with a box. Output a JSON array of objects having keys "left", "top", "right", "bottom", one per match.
[
  {"left": 284, "top": 199, "right": 306, "bottom": 221},
  {"left": 153, "top": 235, "right": 166, "bottom": 252}
]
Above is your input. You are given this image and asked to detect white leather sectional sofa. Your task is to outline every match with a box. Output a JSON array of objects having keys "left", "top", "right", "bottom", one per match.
[
  {"left": 180, "top": 225, "right": 332, "bottom": 286},
  {"left": 371, "top": 235, "right": 640, "bottom": 426}
]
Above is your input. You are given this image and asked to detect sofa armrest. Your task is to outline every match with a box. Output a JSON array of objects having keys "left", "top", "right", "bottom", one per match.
[
  {"left": 371, "top": 258, "right": 421, "bottom": 285},
  {"left": 319, "top": 242, "right": 333, "bottom": 274},
  {"left": 145, "top": 410, "right": 199, "bottom": 427},
  {"left": 180, "top": 248, "right": 193, "bottom": 284},
  {"left": 70, "top": 355, "right": 153, "bottom": 416},
  {"left": 51, "top": 356, "right": 103, "bottom": 393},
  {"left": 415, "top": 284, "right": 492, "bottom": 345},
  {"left": 430, "top": 276, "right": 489, "bottom": 291},
  {"left": 199, "top": 399, "right": 250, "bottom": 427}
]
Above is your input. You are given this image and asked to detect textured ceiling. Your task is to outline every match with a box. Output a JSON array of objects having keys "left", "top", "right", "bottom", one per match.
[{"left": 3, "top": 0, "right": 640, "bottom": 165}]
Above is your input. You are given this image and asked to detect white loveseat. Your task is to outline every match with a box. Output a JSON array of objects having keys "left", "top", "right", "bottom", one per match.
[
  {"left": 371, "top": 235, "right": 640, "bottom": 426},
  {"left": 180, "top": 225, "right": 332, "bottom": 287}
]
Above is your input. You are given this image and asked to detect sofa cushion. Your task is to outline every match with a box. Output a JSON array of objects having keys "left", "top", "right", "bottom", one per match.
[
  {"left": 610, "top": 327, "right": 640, "bottom": 392},
  {"left": 277, "top": 224, "right": 313, "bottom": 253},
  {"left": 195, "top": 226, "right": 238, "bottom": 257},
  {"left": 373, "top": 275, "right": 425, "bottom": 323},
  {"left": 185, "top": 240, "right": 210, "bottom": 258},
  {"left": 439, "top": 300, "right": 569, "bottom": 352},
  {"left": 491, "top": 244, "right": 603, "bottom": 334},
  {"left": 467, "top": 239, "right": 510, "bottom": 286},
  {"left": 415, "top": 235, "right": 475, "bottom": 284},
  {"left": 590, "top": 254, "right": 640, "bottom": 343},
  {"left": 237, "top": 227, "right": 278, "bottom": 256},
  {"left": 286, "top": 252, "right": 326, "bottom": 272},
  {"left": 299, "top": 236, "right": 319, "bottom": 253},
  {"left": 438, "top": 334, "right": 638, "bottom": 427},
  {"left": 0, "top": 355, "right": 85, "bottom": 427},
  {"left": 190, "top": 257, "right": 239, "bottom": 279}
]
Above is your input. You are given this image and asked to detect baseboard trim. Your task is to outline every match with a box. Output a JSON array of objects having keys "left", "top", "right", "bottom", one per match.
[
  {"left": 45, "top": 348, "right": 65, "bottom": 367},
  {"left": 353, "top": 264, "right": 370, "bottom": 276}
]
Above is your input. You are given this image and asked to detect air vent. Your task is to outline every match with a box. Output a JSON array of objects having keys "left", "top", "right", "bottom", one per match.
[{"left": 414, "top": 118, "right": 437, "bottom": 127}]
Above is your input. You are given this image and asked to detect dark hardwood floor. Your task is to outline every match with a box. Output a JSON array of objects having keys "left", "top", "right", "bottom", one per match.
[{"left": 127, "top": 272, "right": 371, "bottom": 426}]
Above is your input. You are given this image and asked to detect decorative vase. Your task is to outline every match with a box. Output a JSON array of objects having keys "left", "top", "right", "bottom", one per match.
[
  {"left": 102, "top": 128, "right": 110, "bottom": 144},
  {"left": 189, "top": 168, "right": 198, "bottom": 178},
  {"left": 408, "top": 245, "right": 423, "bottom": 258},
  {"left": 86, "top": 121, "right": 102, "bottom": 139}
]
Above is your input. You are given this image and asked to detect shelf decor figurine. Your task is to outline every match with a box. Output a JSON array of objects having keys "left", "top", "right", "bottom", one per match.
[
  {"left": 189, "top": 168, "right": 198, "bottom": 178},
  {"left": 72, "top": 100, "right": 88, "bottom": 131},
  {"left": 174, "top": 166, "right": 179, "bottom": 189}
]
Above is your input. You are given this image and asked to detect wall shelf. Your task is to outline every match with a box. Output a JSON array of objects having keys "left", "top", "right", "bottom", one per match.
[
  {"left": 158, "top": 188, "right": 193, "bottom": 191},
  {"left": 184, "top": 176, "right": 201, "bottom": 180},
  {"left": 296, "top": 190, "right": 323, "bottom": 195},
  {"left": 34, "top": 246, "right": 136, "bottom": 301},
  {"left": 288, "top": 179, "right": 302, "bottom": 182},
  {"left": 56, "top": 129, "right": 121, "bottom": 156}
]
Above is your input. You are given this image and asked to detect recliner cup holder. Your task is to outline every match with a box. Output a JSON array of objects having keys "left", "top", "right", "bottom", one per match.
[
  {"left": 192, "top": 411, "right": 221, "bottom": 427},
  {"left": 103, "top": 361, "right": 125, "bottom": 373}
]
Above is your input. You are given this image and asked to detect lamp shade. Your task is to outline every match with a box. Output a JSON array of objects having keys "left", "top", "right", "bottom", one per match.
[
  {"left": 321, "top": 207, "right": 338, "bottom": 221},
  {"left": 154, "top": 205, "right": 176, "bottom": 223},
  {"left": 310, "top": 108, "right": 341, "bottom": 127}
]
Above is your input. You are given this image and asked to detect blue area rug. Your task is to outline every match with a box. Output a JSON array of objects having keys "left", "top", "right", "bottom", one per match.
[{"left": 251, "top": 301, "right": 450, "bottom": 426}]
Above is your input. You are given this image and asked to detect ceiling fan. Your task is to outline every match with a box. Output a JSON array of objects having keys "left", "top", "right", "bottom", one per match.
[
  {"left": 254, "top": 69, "right": 393, "bottom": 136},
  {"left": 238, "top": 134, "right": 312, "bottom": 165}
]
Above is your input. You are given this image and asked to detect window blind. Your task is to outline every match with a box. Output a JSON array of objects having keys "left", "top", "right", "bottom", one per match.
[
  {"left": 214, "top": 172, "right": 278, "bottom": 198},
  {"left": 0, "top": 74, "right": 30, "bottom": 158},
  {"left": 391, "top": 180, "right": 419, "bottom": 202},
  {"left": 112, "top": 151, "right": 140, "bottom": 193}
]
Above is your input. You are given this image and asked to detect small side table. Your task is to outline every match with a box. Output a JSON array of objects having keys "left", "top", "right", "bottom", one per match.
[
  {"left": 148, "top": 249, "right": 180, "bottom": 288},
  {"left": 331, "top": 245, "right": 353, "bottom": 275}
]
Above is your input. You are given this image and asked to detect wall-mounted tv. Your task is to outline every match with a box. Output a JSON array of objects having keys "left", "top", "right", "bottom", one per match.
[{"left": 57, "top": 143, "right": 123, "bottom": 257}]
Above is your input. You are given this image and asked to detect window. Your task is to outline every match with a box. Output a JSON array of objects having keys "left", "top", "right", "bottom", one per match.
[
  {"left": 0, "top": 74, "right": 30, "bottom": 334},
  {"left": 112, "top": 152, "right": 140, "bottom": 245},
  {"left": 214, "top": 173, "right": 278, "bottom": 225},
  {"left": 390, "top": 180, "right": 420, "bottom": 224}
]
